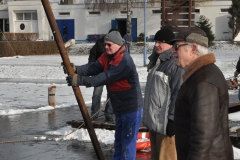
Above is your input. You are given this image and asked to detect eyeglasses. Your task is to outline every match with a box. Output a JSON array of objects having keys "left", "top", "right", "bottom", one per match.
[
  {"left": 105, "top": 43, "right": 112, "bottom": 47},
  {"left": 172, "top": 43, "right": 189, "bottom": 51}
]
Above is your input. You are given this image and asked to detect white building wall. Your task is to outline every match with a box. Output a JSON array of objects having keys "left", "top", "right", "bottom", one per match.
[
  {"left": 0, "top": 4, "right": 8, "bottom": 19},
  {"left": 2, "top": 0, "right": 240, "bottom": 42},
  {"left": 7, "top": 1, "right": 50, "bottom": 40},
  {"left": 51, "top": 4, "right": 161, "bottom": 41},
  {"left": 195, "top": 1, "right": 233, "bottom": 41},
  {"left": 134, "top": 8, "right": 161, "bottom": 38},
  {"left": 51, "top": 3, "right": 86, "bottom": 40}
]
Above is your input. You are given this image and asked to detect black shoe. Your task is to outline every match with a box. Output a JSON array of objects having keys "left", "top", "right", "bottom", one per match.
[{"left": 105, "top": 117, "right": 114, "bottom": 123}]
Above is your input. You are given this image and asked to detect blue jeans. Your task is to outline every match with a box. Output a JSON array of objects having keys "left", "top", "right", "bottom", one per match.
[
  {"left": 126, "top": 44, "right": 130, "bottom": 54},
  {"left": 91, "top": 85, "right": 113, "bottom": 119},
  {"left": 113, "top": 109, "right": 142, "bottom": 160}
]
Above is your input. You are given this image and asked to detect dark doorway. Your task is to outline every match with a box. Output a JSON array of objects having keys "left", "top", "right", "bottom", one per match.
[
  {"left": 0, "top": 19, "right": 10, "bottom": 32},
  {"left": 111, "top": 18, "right": 137, "bottom": 42},
  {"left": 117, "top": 19, "right": 127, "bottom": 37}
]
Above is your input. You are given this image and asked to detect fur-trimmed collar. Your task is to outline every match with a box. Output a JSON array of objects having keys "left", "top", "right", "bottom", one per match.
[{"left": 183, "top": 53, "right": 216, "bottom": 82}]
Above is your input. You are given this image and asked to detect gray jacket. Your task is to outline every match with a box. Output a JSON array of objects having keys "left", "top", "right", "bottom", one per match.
[{"left": 142, "top": 48, "right": 183, "bottom": 134}]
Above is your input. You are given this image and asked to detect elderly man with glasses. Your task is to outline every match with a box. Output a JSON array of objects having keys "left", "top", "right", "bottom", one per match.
[
  {"left": 168, "top": 27, "right": 234, "bottom": 160},
  {"left": 65, "top": 31, "right": 143, "bottom": 160},
  {"left": 142, "top": 26, "right": 184, "bottom": 160}
]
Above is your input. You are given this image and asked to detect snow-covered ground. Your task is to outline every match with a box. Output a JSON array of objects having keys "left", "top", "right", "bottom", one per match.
[{"left": 1, "top": 42, "right": 240, "bottom": 159}]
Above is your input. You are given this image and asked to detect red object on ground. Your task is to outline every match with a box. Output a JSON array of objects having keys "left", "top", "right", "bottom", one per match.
[
  {"left": 136, "top": 140, "right": 151, "bottom": 151},
  {"left": 136, "top": 132, "right": 151, "bottom": 151},
  {"left": 137, "top": 132, "right": 150, "bottom": 139}
]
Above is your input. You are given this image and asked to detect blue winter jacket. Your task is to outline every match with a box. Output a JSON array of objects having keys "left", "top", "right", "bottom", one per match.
[{"left": 76, "top": 45, "right": 143, "bottom": 114}]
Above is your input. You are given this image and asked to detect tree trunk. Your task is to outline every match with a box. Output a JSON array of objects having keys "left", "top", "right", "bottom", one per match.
[{"left": 127, "top": 0, "right": 132, "bottom": 32}]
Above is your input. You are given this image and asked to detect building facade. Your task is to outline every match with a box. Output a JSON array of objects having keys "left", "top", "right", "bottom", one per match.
[{"left": 0, "top": 0, "right": 239, "bottom": 42}]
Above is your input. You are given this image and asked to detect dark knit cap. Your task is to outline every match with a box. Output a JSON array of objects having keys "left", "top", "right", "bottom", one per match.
[
  {"left": 168, "top": 27, "right": 208, "bottom": 47},
  {"left": 154, "top": 27, "right": 175, "bottom": 43},
  {"left": 104, "top": 31, "right": 123, "bottom": 45}
]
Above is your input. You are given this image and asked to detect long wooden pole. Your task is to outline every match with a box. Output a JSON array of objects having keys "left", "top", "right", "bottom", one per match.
[{"left": 40, "top": 0, "right": 105, "bottom": 159}]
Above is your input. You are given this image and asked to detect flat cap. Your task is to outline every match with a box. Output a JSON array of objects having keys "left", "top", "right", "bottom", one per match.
[{"left": 168, "top": 27, "right": 208, "bottom": 48}]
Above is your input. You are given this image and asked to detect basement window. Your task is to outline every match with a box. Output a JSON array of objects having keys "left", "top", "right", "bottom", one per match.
[
  {"left": 89, "top": 11, "right": 100, "bottom": 14},
  {"left": 220, "top": 9, "right": 228, "bottom": 13},
  {"left": 120, "top": 11, "right": 132, "bottom": 14},
  {"left": 195, "top": 9, "right": 200, "bottom": 13},
  {"left": 59, "top": 12, "right": 70, "bottom": 15},
  {"left": 152, "top": 10, "right": 161, "bottom": 14}
]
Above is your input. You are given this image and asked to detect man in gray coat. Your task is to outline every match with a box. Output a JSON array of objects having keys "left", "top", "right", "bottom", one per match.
[
  {"left": 169, "top": 27, "right": 233, "bottom": 160},
  {"left": 142, "top": 26, "right": 184, "bottom": 160}
]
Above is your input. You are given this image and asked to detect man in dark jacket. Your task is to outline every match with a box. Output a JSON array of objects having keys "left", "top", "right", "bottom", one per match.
[
  {"left": 88, "top": 29, "right": 119, "bottom": 122},
  {"left": 168, "top": 27, "right": 234, "bottom": 160},
  {"left": 142, "top": 26, "right": 183, "bottom": 160},
  {"left": 63, "top": 25, "right": 68, "bottom": 42},
  {"left": 65, "top": 31, "right": 143, "bottom": 160}
]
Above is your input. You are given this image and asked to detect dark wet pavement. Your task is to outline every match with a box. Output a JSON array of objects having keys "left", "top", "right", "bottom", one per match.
[
  {"left": 0, "top": 106, "right": 99, "bottom": 160},
  {"left": 0, "top": 82, "right": 150, "bottom": 160},
  {"left": 0, "top": 106, "right": 150, "bottom": 160}
]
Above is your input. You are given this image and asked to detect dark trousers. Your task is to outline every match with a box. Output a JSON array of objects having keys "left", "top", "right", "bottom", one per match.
[
  {"left": 63, "top": 34, "right": 68, "bottom": 42},
  {"left": 126, "top": 44, "right": 131, "bottom": 54},
  {"left": 91, "top": 85, "right": 113, "bottom": 119}
]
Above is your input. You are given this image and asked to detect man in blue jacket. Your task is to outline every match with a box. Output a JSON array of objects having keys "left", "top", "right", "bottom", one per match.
[{"left": 65, "top": 31, "right": 143, "bottom": 160}]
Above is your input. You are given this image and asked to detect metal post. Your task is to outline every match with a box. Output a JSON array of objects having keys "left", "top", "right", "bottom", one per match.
[
  {"left": 48, "top": 85, "right": 56, "bottom": 107},
  {"left": 143, "top": 0, "right": 147, "bottom": 66},
  {"left": 40, "top": 0, "right": 105, "bottom": 159}
]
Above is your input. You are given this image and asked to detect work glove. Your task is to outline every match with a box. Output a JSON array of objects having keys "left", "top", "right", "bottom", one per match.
[
  {"left": 66, "top": 74, "right": 83, "bottom": 86},
  {"left": 234, "top": 70, "right": 239, "bottom": 78},
  {"left": 61, "top": 62, "right": 76, "bottom": 74}
]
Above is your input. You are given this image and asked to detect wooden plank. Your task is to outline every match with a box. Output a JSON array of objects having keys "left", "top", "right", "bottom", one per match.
[
  {"left": 164, "top": 2, "right": 194, "bottom": 7},
  {"left": 66, "top": 120, "right": 149, "bottom": 132},
  {"left": 167, "top": 20, "right": 195, "bottom": 26},
  {"left": 164, "top": 8, "right": 195, "bottom": 13},
  {"left": 229, "top": 103, "right": 240, "bottom": 113}
]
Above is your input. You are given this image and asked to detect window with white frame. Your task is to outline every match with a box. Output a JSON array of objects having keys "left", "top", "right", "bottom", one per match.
[{"left": 16, "top": 12, "right": 38, "bottom": 20}]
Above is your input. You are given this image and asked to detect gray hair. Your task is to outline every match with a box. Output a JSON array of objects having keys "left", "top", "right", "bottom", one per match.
[{"left": 185, "top": 42, "right": 208, "bottom": 56}]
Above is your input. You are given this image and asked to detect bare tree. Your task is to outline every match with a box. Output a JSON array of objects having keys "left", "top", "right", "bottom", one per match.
[
  {"left": 84, "top": 0, "right": 158, "bottom": 12},
  {"left": 127, "top": 0, "right": 132, "bottom": 32}
]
